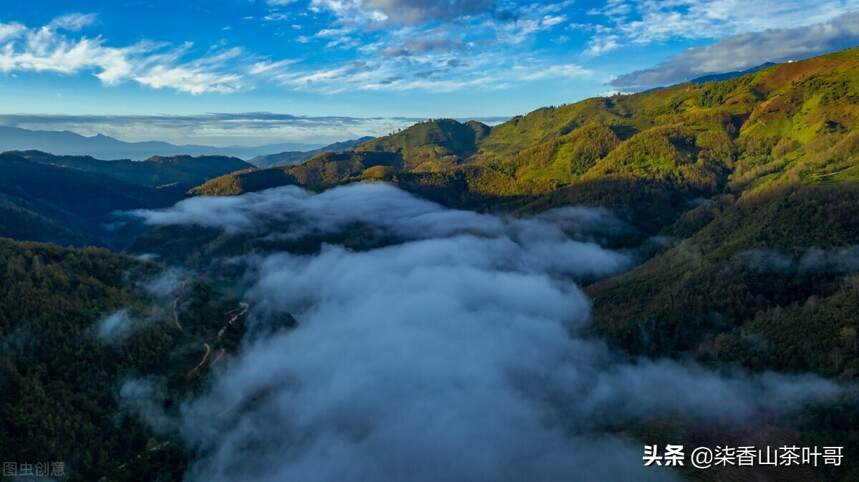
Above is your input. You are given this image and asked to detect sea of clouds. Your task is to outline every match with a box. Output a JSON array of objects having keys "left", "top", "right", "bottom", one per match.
[{"left": 130, "top": 183, "right": 842, "bottom": 482}]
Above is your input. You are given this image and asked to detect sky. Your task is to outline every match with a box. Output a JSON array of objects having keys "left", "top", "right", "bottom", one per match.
[{"left": 0, "top": 0, "right": 857, "bottom": 145}]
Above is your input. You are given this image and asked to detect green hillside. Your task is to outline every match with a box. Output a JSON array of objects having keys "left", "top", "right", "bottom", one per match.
[
  {"left": 588, "top": 183, "right": 859, "bottom": 374},
  {"left": 0, "top": 196, "right": 88, "bottom": 246},
  {"left": 0, "top": 151, "right": 256, "bottom": 247},
  {"left": 0, "top": 237, "right": 259, "bottom": 481},
  {"left": 250, "top": 136, "right": 375, "bottom": 168},
  {"left": 473, "top": 48, "right": 859, "bottom": 195},
  {"left": 569, "top": 48, "right": 859, "bottom": 381},
  {"left": 192, "top": 47, "right": 859, "bottom": 206},
  {"left": 0, "top": 153, "right": 186, "bottom": 246},
  {"left": 191, "top": 150, "right": 403, "bottom": 196},
  {"left": 186, "top": 47, "right": 859, "bottom": 382},
  {"left": 356, "top": 119, "right": 489, "bottom": 171}
]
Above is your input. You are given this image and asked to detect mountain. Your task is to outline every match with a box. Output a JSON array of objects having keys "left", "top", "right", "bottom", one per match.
[
  {"left": 192, "top": 119, "right": 492, "bottom": 198},
  {"left": 689, "top": 62, "right": 776, "bottom": 84},
  {"left": 588, "top": 183, "right": 859, "bottom": 378},
  {"left": 0, "top": 237, "right": 251, "bottom": 481},
  {"left": 356, "top": 119, "right": 489, "bottom": 171},
  {"left": 192, "top": 47, "right": 859, "bottom": 206},
  {"left": 0, "top": 153, "right": 186, "bottom": 245},
  {"left": 188, "top": 47, "right": 859, "bottom": 379},
  {"left": 191, "top": 150, "right": 402, "bottom": 196},
  {"left": 250, "top": 136, "right": 375, "bottom": 168},
  {"left": 10, "top": 150, "right": 253, "bottom": 188},
  {"left": 0, "top": 126, "right": 321, "bottom": 160}
]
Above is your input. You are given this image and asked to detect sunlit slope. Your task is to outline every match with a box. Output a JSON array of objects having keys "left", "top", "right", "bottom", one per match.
[
  {"left": 579, "top": 48, "right": 859, "bottom": 375},
  {"left": 473, "top": 46, "right": 859, "bottom": 194},
  {"left": 191, "top": 121, "right": 479, "bottom": 196},
  {"left": 357, "top": 119, "right": 489, "bottom": 171},
  {"left": 193, "top": 46, "right": 859, "bottom": 202},
  {"left": 191, "top": 151, "right": 403, "bottom": 196}
]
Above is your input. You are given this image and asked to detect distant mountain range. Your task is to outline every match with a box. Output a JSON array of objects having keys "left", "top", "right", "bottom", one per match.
[
  {"left": 0, "top": 125, "right": 322, "bottom": 160},
  {"left": 689, "top": 62, "right": 776, "bottom": 84},
  {"left": 250, "top": 136, "right": 375, "bottom": 168}
]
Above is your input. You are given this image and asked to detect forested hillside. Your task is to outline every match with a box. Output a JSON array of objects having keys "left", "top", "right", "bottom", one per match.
[
  {"left": 250, "top": 136, "right": 374, "bottom": 168},
  {"left": 10, "top": 151, "right": 252, "bottom": 188},
  {"left": 0, "top": 151, "right": 255, "bottom": 247},
  {"left": 0, "top": 153, "right": 187, "bottom": 246},
  {"left": 0, "top": 238, "right": 256, "bottom": 481},
  {"left": 194, "top": 47, "right": 859, "bottom": 205},
  {"left": 185, "top": 47, "right": 859, "bottom": 383}
]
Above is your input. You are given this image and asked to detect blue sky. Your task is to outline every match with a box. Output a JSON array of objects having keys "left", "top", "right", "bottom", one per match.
[{"left": 0, "top": 0, "right": 857, "bottom": 145}]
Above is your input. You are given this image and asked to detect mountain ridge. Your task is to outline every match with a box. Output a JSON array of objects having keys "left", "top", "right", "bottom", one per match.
[
  {"left": 249, "top": 136, "right": 375, "bottom": 168},
  {"left": 192, "top": 46, "right": 859, "bottom": 204},
  {"left": 9, "top": 150, "right": 254, "bottom": 189},
  {"left": 0, "top": 125, "right": 321, "bottom": 160}
]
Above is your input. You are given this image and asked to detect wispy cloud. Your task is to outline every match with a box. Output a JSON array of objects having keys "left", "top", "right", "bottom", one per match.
[
  {"left": 611, "top": 10, "right": 859, "bottom": 89},
  {"left": 585, "top": 0, "right": 859, "bottom": 56},
  {"left": 126, "top": 182, "right": 842, "bottom": 482},
  {"left": 583, "top": 31, "right": 619, "bottom": 57},
  {"left": 0, "top": 13, "right": 293, "bottom": 95},
  {"left": 48, "top": 13, "right": 97, "bottom": 31},
  {"left": 264, "top": 2, "right": 588, "bottom": 94},
  {"left": 308, "top": 0, "right": 496, "bottom": 24},
  {"left": 0, "top": 7, "right": 588, "bottom": 97},
  {"left": 272, "top": 53, "right": 594, "bottom": 93}
]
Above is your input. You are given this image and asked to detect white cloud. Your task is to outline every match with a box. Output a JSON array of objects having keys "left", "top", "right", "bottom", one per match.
[
  {"left": 272, "top": 52, "right": 593, "bottom": 93},
  {"left": 583, "top": 33, "right": 619, "bottom": 57},
  {"left": 542, "top": 14, "right": 566, "bottom": 27},
  {"left": 272, "top": 4, "right": 592, "bottom": 94},
  {"left": 288, "top": 1, "right": 581, "bottom": 93},
  {"left": 309, "top": 0, "right": 494, "bottom": 24},
  {"left": 126, "top": 182, "right": 842, "bottom": 482},
  {"left": 586, "top": 0, "right": 859, "bottom": 56},
  {"left": 315, "top": 27, "right": 349, "bottom": 38},
  {"left": 263, "top": 12, "right": 290, "bottom": 22},
  {"left": 0, "top": 23, "right": 25, "bottom": 41},
  {"left": 0, "top": 14, "right": 297, "bottom": 95},
  {"left": 0, "top": 5, "right": 589, "bottom": 97},
  {"left": 513, "top": 63, "right": 594, "bottom": 81},
  {"left": 0, "top": 25, "right": 142, "bottom": 79},
  {"left": 612, "top": 10, "right": 859, "bottom": 89},
  {"left": 134, "top": 64, "right": 245, "bottom": 94},
  {"left": 248, "top": 58, "right": 296, "bottom": 75},
  {"left": 95, "top": 309, "right": 134, "bottom": 341},
  {"left": 48, "top": 13, "right": 97, "bottom": 31}
]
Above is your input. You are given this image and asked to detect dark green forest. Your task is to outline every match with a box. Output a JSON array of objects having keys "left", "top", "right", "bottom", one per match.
[{"left": 0, "top": 239, "right": 257, "bottom": 481}]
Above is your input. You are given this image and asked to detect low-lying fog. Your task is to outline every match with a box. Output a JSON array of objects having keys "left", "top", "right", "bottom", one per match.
[{"left": 129, "top": 183, "right": 841, "bottom": 482}]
